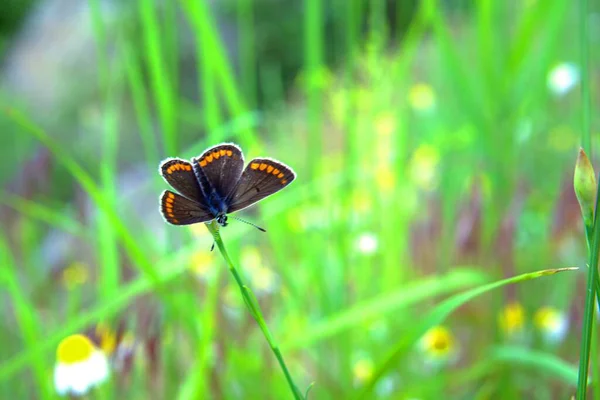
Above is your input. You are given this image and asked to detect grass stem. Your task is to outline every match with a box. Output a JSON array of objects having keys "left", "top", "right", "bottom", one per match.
[{"left": 206, "top": 221, "right": 303, "bottom": 400}]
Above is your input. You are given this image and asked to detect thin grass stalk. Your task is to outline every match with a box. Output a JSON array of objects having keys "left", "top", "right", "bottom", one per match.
[
  {"left": 304, "top": 0, "right": 323, "bottom": 179},
  {"left": 139, "top": 0, "right": 177, "bottom": 155},
  {"left": 576, "top": 0, "right": 594, "bottom": 396},
  {"left": 205, "top": 221, "right": 303, "bottom": 400},
  {"left": 577, "top": 190, "right": 600, "bottom": 399},
  {"left": 579, "top": 0, "right": 591, "bottom": 156}
]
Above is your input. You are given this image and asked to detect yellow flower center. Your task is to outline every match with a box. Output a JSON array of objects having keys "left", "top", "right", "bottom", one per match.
[
  {"left": 56, "top": 334, "right": 95, "bottom": 364},
  {"left": 499, "top": 303, "right": 525, "bottom": 335},
  {"left": 95, "top": 323, "right": 117, "bottom": 355},
  {"left": 534, "top": 307, "right": 562, "bottom": 332},
  {"left": 422, "top": 326, "right": 455, "bottom": 357},
  {"left": 408, "top": 83, "right": 436, "bottom": 112},
  {"left": 353, "top": 359, "right": 374, "bottom": 383},
  {"left": 61, "top": 262, "right": 89, "bottom": 290}
]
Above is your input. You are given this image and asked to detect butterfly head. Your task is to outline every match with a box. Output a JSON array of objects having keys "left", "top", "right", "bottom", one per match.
[{"left": 216, "top": 214, "right": 228, "bottom": 227}]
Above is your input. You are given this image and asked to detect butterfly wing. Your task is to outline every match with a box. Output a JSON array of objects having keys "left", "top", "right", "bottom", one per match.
[
  {"left": 191, "top": 143, "right": 244, "bottom": 199},
  {"left": 159, "top": 158, "right": 204, "bottom": 201},
  {"left": 226, "top": 158, "right": 296, "bottom": 213},
  {"left": 160, "top": 190, "right": 214, "bottom": 225}
]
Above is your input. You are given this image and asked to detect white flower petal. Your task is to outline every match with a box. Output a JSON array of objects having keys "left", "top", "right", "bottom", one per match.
[
  {"left": 54, "top": 350, "right": 109, "bottom": 396},
  {"left": 547, "top": 62, "right": 579, "bottom": 96}
]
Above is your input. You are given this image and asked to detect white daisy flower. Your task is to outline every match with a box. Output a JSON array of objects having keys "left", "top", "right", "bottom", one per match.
[
  {"left": 419, "top": 325, "right": 459, "bottom": 368},
  {"left": 534, "top": 307, "right": 569, "bottom": 344},
  {"left": 54, "top": 334, "right": 110, "bottom": 396},
  {"left": 547, "top": 62, "right": 579, "bottom": 96},
  {"left": 357, "top": 233, "right": 378, "bottom": 255}
]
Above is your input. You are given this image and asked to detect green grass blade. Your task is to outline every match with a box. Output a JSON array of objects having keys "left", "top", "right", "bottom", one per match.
[
  {"left": 282, "top": 268, "right": 488, "bottom": 350},
  {"left": 358, "top": 267, "right": 578, "bottom": 398},
  {"left": 0, "top": 234, "right": 51, "bottom": 399},
  {"left": 139, "top": 0, "right": 177, "bottom": 154},
  {"left": 490, "top": 345, "right": 583, "bottom": 387}
]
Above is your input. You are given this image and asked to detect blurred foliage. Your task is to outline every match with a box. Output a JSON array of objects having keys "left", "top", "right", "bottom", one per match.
[{"left": 0, "top": 0, "right": 598, "bottom": 398}]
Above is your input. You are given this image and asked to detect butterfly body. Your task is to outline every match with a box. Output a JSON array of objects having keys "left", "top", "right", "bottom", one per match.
[{"left": 159, "top": 143, "right": 295, "bottom": 227}]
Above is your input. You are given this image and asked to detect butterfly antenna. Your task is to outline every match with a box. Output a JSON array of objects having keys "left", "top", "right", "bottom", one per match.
[{"left": 231, "top": 216, "right": 266, "bottom": 232}]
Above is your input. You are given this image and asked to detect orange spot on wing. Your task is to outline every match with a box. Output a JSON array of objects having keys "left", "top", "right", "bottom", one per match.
[
  {"left": 267, "top": 165, "right": 274, "bottom": 173},
  {"left": 281, "top": 179, "right": 287, "bottom": 185},
  {"left": 227, "top": 150, "right": 233, "bottom": 156},
  {"left": 206, "top": 155, "right": 214, "bottom": 163},
  {"left": 167, "top": 192, "right": 175, "bottom": 199},
  {"left": 220, "top": 149, "right": 227, "bottom": 156},
  {"left": 172, "top": 218, "right": 179, "bottom": 223},
  {"left": 272, "top": 168, "right": 280, "bottom": 175},
  {"left": 259, "top": 163, "right": 267, "bottom": 171},
  {"left": 251, "top": 163, "right": 259, "bottom": 170},
  {"left": 213, "top": 151, "right": 220, "bottom": 159},
  {"left": 200, "top": 160, "right": 207, "bottom": 167},
  {"left": 185, "top": 165, "right": 192, "bottom": 171},
  {"left": 277, "top": 173, "right": 284, "bottom": 178}
]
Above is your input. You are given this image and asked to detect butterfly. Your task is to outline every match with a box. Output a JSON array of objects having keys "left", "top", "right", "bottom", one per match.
[{"left": 159, "top": 143, "right": 296, "bottom": 228}]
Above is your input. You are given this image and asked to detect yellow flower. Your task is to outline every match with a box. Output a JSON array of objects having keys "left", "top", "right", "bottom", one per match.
[
  {"left": 95, "top": 323, "right": 117, "bottom": 356},
  {"left": 189, "top": 249, "right": 215, "bottom": 279},
  {"left": 374, "top": 111, "right": 397, "bottom": 137},
  {"left": 534, "top": 307, "right": 568, "bottom": 344},
  {"left": 240, "top": 246, "right": 263, "bottom": 273},
  {"left": 408, "top": 144, "right": 440, "bottom": 191},
  {"left": 498, "top": 302, "right": 526, "bottom": 336},
  {"left": 408, "top": 83, "right": 436, "bottom": 112},
  {"left": 251, "top": 266, "right": 279, "bottom": 293},
  {"left": 353, "top": 358, "right": 374, "bottom": 385},
  {"left": 419, "top": 326, "right": 457, "bottom": 363},
  {"left": 54, "top": 334, "right": 109, "bottom": 396},
  {"left": 61, "top": 262, "right": 88, "bottom": 290}
]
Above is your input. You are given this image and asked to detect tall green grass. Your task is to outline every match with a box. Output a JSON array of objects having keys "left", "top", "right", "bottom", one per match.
[{"left": 0, "top": 0, "right": 594, "bottom": 398}]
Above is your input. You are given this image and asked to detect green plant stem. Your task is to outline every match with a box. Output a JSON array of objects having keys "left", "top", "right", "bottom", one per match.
[
  {"left": 206, "top": 221, "right": 303, "bottom": 400},
  {"left": 577, "top": 0, "right": 594, "bottom": 396},
  {"left": 578, "top": 220, "right": 600, "bottom": 399}
]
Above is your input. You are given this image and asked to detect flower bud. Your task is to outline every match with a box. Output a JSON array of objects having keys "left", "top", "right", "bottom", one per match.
[{"left": 574, "top": 148, "right": 597, "bottom": 228}]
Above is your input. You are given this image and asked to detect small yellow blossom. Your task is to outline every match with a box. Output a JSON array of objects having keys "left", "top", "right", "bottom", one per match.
[
  {"left": 61, "top": 262, "right": 89, "bottom": 290},
  {"left": 408, "top": 144, "right": 440, "bottom": 191},
  {"left": 252, "top": 266, "right": 279, "bottom": 293},
  {"left": 408, "top": 83, "right": 436, "bottom": 112},
  {"left": 374, "top": 111, "right": 397, "bottom": 137},
  {"left": 353, "top": 358, "right": 374, "bottom": 385},
  {"left": 189, "top": 250, "right": 215, "bottom": 279},
  {"left": 534, "top": 307, "right": 568, "bottom": 344},
  {"left": 95, "top": 323, "right": 117, "bottom": 356},
  {"left": 54, "top": 334, "right": 109, "bottom": 396},
  {"left": 375, "top": 165, "right": 396, "bottom": 193},
  {"left": 499, "top": 302, "right": 526, "bottom": 337},
  {"left": 419, "top": 326, "right": 457, "bottom": 363},
  {"left": 240, "top": 246, "right": 263, "bottom": 273}
]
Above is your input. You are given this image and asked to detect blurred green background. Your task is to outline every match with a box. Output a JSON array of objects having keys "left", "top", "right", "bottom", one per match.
[{"left": 0, "top": 0, "right": 598, "bottom": 398}]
